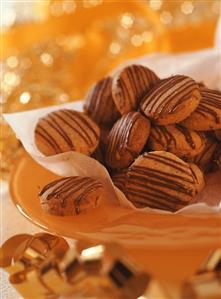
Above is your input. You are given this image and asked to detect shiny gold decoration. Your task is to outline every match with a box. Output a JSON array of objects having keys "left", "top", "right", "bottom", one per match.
[
  {"left": 181, "top": 249, "right": 221, "bottom": 299},
  {"left": 2, "top": 232, "right": 221, "bottom": 299},
  {"left": 182, "top": 272, "right": 221, "bottom": 299},
  {"left": 197, "top": 249, "right": 221, "bottom": 274},
  {"left": 0, "top": 233, "right": 150, "bottom": 299}
]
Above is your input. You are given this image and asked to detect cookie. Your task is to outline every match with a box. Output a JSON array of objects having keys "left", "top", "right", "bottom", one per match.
[
  {"left": 39, "top": 176, "right": 103, "bottom": 216},
  {"left": 111, "top": 168, "right": 128, "bottom": 194},
  {"left": 218, "top": 153, "right": 221, "bottom": 171},
  {"left": 105, "top": 112, "right": 151, "bottom": 169},
  {"left": 112, "top": 64, "right": 159, "bottom": 115},
  {"left": 84, "top": 76, "right": 120, "bottom": 127},
  {"left": 35, "top": 109, "right": 100, "bottom": 156},
  {"left": 148, "top": 124, "right": 206, "bottom": 159},
  {"left": 140, "top": 75, "right": 201, "bottom": 125},
  {"left": 215, "top": 129, "right": 221, "bottom": 141},
  {"left": 187, "top": 137, "right": 219, "bottom": 173},
  {"left": 181, "top": 88, "right": 221, "bottom": 130},
  {"left": 188, "top": 163, "right": 206, "bottom": 194},
  {"left": 125, "top": 151, "right": 205, "bottom": 212}
]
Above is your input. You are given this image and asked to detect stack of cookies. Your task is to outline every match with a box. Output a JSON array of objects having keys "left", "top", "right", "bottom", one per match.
[{"left": 35, "top": 64, "right": 221, "bottom": 215}]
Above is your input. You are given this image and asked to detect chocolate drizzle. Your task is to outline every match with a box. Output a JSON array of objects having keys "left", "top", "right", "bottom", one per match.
[
  {"left": 195, "top": 89, "right": 221, "bottom": 124},
  {"left": 39, "top": 176, "right": 103, "bottom": 215},
  {"left": 105, "top": 112, "right": 150, "bottom": 168},
  {"left": 84, "top": 77, "right": 119, "bottom": 127},
  {"left": 181, "top": 88, "right": 221, "bottom": 130},
  {"left": 126, "top": 152, "right": 199, "bottom": 211},
  {"left": 35, "top": 109, "right": 99, "bottom": 155},
  {"left": 112, "top": 65, "right": 159, "bottom": 114},
  {"left": 175, "top": 125, "right": 196, "bottom": 149},
  {"left": 140, "top": 75, "right": 198, "bottom": 120},
  {"left": 149, "top": 124, "right": 207, "bottom": 159}
]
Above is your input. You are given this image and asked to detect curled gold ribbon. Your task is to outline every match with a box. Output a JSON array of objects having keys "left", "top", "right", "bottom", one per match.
[
  {"left": 0, "top": 233, "right": 150, "bottom": 299},
  {"left": 1, "top": 233, "right": 220, "bottom": 299}
]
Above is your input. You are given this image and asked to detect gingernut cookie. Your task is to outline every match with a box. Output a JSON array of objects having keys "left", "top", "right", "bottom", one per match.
[
  {"left": 148, "top": 124, "right": 206, "bottom": 159},
  {"left": 218, "top": 153, "right": 221, "bottom": 171},
  {"left": 112, "top": 64, "right": 159, "bottom": 115},
  {"left": 84, "top": 76, "right": 120, "bottom": 127},
  {"left": 111, "top": 168, "right": 128, "bottom": 194},
  {"left": 140, "top": 75, "right": 201, "bottom": 125},
  {"left": 181, "top": 88, "right": 221, "bottom": 130},
  {"left": 39, "top": 176, "right": 103, "bottom": 216},
  {"left": 186, "top": 137, "right": 219, "bottom": 173},
  {"left": 35, "top": 109, "right": 100, "bottom": 156},
  {"left": 105, "top": 112, "right": 151, "bottom": 169},
  {"left": 125, "top": 151, "right": 205, "bottom": 212},
  {"left": 215, "top": 129, "right": 221, "bottom": 141},
  {"left": 188, "top": 163, "right": 206, "bottom": 194}
]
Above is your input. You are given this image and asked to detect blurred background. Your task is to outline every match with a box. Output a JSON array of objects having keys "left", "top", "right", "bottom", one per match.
[{"left": 1, "top": 0, "right": 220, "bottom": 178}]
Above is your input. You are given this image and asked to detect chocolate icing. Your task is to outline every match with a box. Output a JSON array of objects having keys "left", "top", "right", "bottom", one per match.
[
  {"left": 126, "top": 152, "right": 200, "bottom": 211},
  {"left": 40, "top": 176, "right": 102, "bottom": 214},
  {"left": 35, "top": 109, "right": 99, "bottom": 155},
  {"left": 141, "top": 75, "right": 197, "bottom": 116}
]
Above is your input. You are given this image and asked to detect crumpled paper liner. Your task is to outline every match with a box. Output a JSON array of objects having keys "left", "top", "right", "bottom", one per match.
[{"left": 4, "top": 47, "right": 221, "bottom": 247}]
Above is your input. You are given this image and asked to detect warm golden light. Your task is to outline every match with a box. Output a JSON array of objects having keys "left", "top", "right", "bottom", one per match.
[
  {"left": 40, "top": 53, "right": 54, "bottom": 66},
  {"left": 3, "top": 8, "right": 16, "bottom": 28},
  {"left": 20, "top": 92, "right": 31, "bottom": 104},
  {"left": 131, "top": 34, "right": 143, "bottom": 47},
  {"left": 149, "top": 0, "right": 162, "bottom": 11},
  {"left": 181, "top": 1, "right": 194, "bottom": 15},
  {"left": 6, "top": 56, "right": 19, "bottom": 68},
  {"left": 81, "top": 245, "right": 104, "bottom": 259},
  {"left": 50, "top": 2, "right": 63, "bottom": 16},
  {"left": 62, "top": 0, "right": 76, "bottom": 13},
  {"left": 160, "top": 11, "right": 173, "bottom": 25},
  {"left": 109, "top": 42, "right": 121, "bottom": 55},
  {"left": 4, "top": 72, "right": 20, "bottom": 86},
  {"left": 142, "top": 31, "right": 153, "bottom": 43},
  {"left": 58, "top": 93, "right": 69, "bottom": 102},
  {"left": 121, "top": 13, "right": 134, "bottom": 29}
]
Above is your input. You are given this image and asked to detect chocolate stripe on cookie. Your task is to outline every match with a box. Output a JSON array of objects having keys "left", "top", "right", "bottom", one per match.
[
  {"left": 47, "top": 177, "right": 90, "bottom": 198},
  {"left": 128, "top": 168, "right": 193, "bottom": 196},
  {"left": 150, "top": 126, "right": 177, "bottom": 148},
  {"left": 112, "top": 65, "right": 159, "bottom": 114},
  {"left": 127, "top": 177, "right": 189, "bottom": 205},
  {"left": 125, "top": 152, "right": 201, "bottom": 211},
  {"left": 74, "top": 182, "right": 102, "bottom": 214},
  {"left": 53, "top": 110, "right": 93, "bottom": 146},
  {"left": 39, "top": 177, "right": 73, "bottom": 196},
  {"left": 181, "top": 89, "right": 221, "bottom": 130},
  {"left": 61, "top": 109, "right": 98, "bottom": 145},
  {"left": 35, "top": 125, "right": 62, "bottom": 153},
  {"left": 39, "top": 176, "right": 103, "bottom": 216},
  {"left": 131, "top": 164, "right": 195, "bottom": 184},
  {"left": 141, "top": 76, "right": 196, "bottom": 115},
  {"left": 191, "top": 138, "right": 218, "bottom": 165},
  {"left": 196, "top": 89, "right": 221, "bottom": 124},
  {"left": 45, "top": 114, "right": 74, "bottom": 149},
  {"left": 142, "top": 152, "right": 192, "bottom": 176},
  {"left": 175, "top": 126, "right": 196, "bottom": 149},
  {"left": 105, "top": 112, "right": 144, "bottom": 167},
  {"left": 41, "top": 177, "right": 102, "bottom": 211},
  {"left": 126, "top": 189, "right": 179, "bottom": 211},
  {"left": 84, "top": 77, "right": 119, "bottom": 126}
]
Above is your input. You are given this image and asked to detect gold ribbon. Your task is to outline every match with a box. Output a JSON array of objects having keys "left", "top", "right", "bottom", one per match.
[
  {"left": 1, "top": 233, "right": 220, "bottom": 299},
  {"left": 0, "top": 233, "right": 151, "bottom": 299}
]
